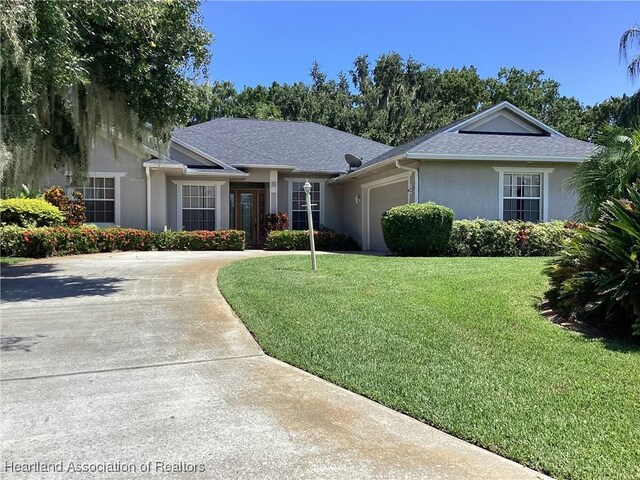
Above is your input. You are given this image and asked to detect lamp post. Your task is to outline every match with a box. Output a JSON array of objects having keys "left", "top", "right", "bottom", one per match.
[{"left": 303, "top": 180, "right": 317, "bottom": 271}]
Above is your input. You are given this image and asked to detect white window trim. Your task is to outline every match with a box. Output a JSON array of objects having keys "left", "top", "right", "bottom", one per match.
[
  {"left": 285, "top": 178, "right": 327, "bottom": 228},
  {"left": 492, "top": 167, "right": 554, "bottom": 221},
  {"left": 172, "top": 180, "right": 225, "bottom": 231},
  {"left": 360, "top": 171, "right": 412, "bottom": 251},
  {"left": 70, "top": 171, "right": 126, "bottom": 227}
]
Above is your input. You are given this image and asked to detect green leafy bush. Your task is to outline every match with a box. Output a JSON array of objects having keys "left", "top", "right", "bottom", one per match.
[
  {"left": 381, "top": 202, "right": 454, "bottom": 256},
  {"left": 43, "top": 186, "right": 87, "bottom": 226},
  {"left": 0, "top": 227, "right": 245, "bottom": 257},
  {"left": 266, "top": 230, "right": 359, "bottom": 251},
  {"left": 0, "top": 198, "right": 64, "bottom": 227},
  {"left": 447, "top": 220, "right": 577, "bottom": 257},
  {"left": 546, "top": 186, "right": 640, "bottom": 337},
  {"left": 154, "top": 230, "right": 245, "bottom": 251}
]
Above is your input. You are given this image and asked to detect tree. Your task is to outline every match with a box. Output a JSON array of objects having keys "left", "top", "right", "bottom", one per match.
[
  {"left": 1, "top": 0, "right": 211, "bottom": 186},
  {"left": 619, "top": 24, "right": 640, "bottom": 127},
  {"left": 187, "top": 53, "right": 597, "bottom": 146}
]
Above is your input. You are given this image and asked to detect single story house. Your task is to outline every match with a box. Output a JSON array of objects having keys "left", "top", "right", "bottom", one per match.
[{"left": 44, "top": 101, "right": 597, "bottom": 250}]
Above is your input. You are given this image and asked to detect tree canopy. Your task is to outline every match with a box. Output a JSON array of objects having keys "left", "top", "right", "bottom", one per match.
[
  {"left": 1, "top": 0, "right": 211, "bottom": 185},
  {"left": 188, "top": 53, "right": 631, "bottom": 146}
]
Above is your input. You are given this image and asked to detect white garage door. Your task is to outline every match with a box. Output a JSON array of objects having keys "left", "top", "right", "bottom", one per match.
[{"left": 369, "top": 181, "right": 408, "bottom": 251}]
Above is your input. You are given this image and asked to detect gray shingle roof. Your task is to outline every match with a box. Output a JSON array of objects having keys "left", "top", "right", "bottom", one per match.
[
  {"left": 408, "top": 132, "right": 597, "bottom": 158},
  {"left": 173, "top": 118, "right": 392, "bottom": 173},
  {"left": 362, "top": 103, "right": 597, "bottom": 168}
]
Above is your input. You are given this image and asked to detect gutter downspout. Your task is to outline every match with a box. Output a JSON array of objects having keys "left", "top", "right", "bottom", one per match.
[
  {"left": 145, "top": 166, "right": 151, "bottom": 230},
  {"left": 395, "top": 157, "right": 419, "bottom": 203}
]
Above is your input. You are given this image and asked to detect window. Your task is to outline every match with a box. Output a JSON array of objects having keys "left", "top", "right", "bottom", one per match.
[
  {"left": 181, "top": 185, "right": 216, "bottom": 231},
  {"left": 502, "top": 173, "right": 541, "bottom": 221},
  {"left": 76, "top": 177, "right": 116, "bottom": 223},
  {"left": 290, "top": 181, "right": 321, "bottom": 230}
]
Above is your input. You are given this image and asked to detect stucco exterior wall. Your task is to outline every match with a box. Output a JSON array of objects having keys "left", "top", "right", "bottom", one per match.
[
  {"left": 43, "top": 136, "right": 148, "bottom": 229},
  {"left": 545, "top": 163, "right": 577, "bottom": 220},
  {"left": 418, "top": 161, "right": 577, "bottom": 220}
]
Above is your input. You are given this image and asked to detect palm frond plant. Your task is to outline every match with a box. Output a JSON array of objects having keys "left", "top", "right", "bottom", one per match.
[
  {"left": 546, "top": 183, "right": 640, "bottom": 337},
  {"left": 619, "top": 24, "right": 640, "bottom": 127},
  {"left": 566, "top": 125, "right": 640, "bottom": 222}
]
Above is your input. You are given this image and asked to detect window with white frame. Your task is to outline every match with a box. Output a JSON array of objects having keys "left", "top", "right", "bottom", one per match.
[
  {"left": 181, "top": 185, "right": 216, "bottom": 231},
  {"left": 76, "top": 177, "right": 116, "bottom": 223},
  {"left": 502, "top": 173, "right": 542, "bottom": 222},
  {"left": 291, "top": 181, "right": 320, "bottom": 230}
]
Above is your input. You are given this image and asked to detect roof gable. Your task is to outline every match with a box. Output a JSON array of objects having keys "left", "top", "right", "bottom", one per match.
[
  {"left": 447, "top": 101, "right": 564, "bottom": 137},
  {"left": 459, "top": 110, "right": 546, "bottom": 135}
]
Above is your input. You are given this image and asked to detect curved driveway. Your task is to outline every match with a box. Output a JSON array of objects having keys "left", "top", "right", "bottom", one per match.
[{"left": 1, "top": 251, "right": 549, "bottom": 479}]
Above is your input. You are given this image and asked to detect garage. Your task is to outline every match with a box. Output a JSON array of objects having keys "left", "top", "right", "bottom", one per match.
[{"left": 368, "top": 180, "right": 409, "bottom": 251}]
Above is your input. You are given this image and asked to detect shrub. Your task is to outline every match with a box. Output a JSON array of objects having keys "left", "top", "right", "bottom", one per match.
[
  {"left": 43, "top": 186, "right": 87, "bottom": 226},
  {"left": 265, "top": 212, "right": 288, "bottom": 232},
  {"left": 266, "top": 230, "right": 359, "bottom": 251},
  {"left": 1, "top": 226, "right": 100, "bottom": 257},
  {"left": 154, "top": 230, "right": 245, "bottom": 251},
  {"left": 447, "top": 220, "right": 576, "bottom": 257},
  {"left": 0, "top": 198, "right": 64, "bottom": 227},
  {"left": 546, "top": 186, "right": 640, "bottom": 337},
  {"left": 381, "top": 202, "right": 454, "bottom": 256},
  {"left": 96, "top": 228, "right": 154, "bottom": 252},
  {"left": 0, "top": 227, "right": 244, "bottom": 258}
]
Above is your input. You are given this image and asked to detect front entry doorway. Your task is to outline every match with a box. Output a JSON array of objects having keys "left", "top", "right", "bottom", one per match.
[{"left": 229, "top": 186, "right": 266, "bottom": 247}]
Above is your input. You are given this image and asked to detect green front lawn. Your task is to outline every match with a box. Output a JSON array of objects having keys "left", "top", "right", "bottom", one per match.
[
  {"left": 218, "top": 255, "right": 640, "bottom": 480},
  {"left": 0, "top": 256, "right": 32, "bottom": 266}
]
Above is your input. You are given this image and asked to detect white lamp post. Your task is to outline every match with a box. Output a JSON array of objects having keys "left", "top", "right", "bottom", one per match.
[{"left": 303, "top": 180, "right": 317, "bottom": 271}]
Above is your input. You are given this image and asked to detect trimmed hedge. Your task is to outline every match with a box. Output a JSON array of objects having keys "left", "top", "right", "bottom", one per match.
[
  {"left": 155, "top": 230, "right": 245, "bottom": 251},
  {"left": 0, "top": 198, "right": 64, "bottom": 227},
  {"left": 266, "top": 230, "right": 359, "bottom": 251},
  {"left": 447, "top": 220, "right": 577, "bottom": 257},
  {"left": 381, "top": 203, "right": 454, "bottom": 256},
  {"left": 0, "top": 226, "right": 245, "bottom": 258}
]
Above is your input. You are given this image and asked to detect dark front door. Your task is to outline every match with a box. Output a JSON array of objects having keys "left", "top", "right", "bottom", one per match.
[{"left": 230, "top": 189, "right": 265, "bottom": 247}]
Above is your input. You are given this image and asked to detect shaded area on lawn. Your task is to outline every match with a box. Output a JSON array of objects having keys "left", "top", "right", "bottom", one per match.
[
  {"left": 219, "top": 255, "right": 640, "bottom": 480},
  {"left": 1, "top": 262, "right": 122, "bottom": 302}
]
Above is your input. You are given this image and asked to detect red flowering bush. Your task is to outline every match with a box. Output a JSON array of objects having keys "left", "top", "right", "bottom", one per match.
[
  {"left": 96, "top": 228, "right": 154, "bottom": 252},
  {"left": 43, "top": 186, "right": 86, "bottom": 226},
  {"left": 265, "top": 212, "right": 289, "bottom": 232},
  {"left": 154, "top": 230, "right": 245, "bottom": 251},
  {"left": 1, "top": 225, "right": 99, "bottom": 257},
  {"left": 0, "top": 227, "right": 245, "bottom": 258},
  {"left": 266, "top": 230, "right": 359, "bottom": 251}
]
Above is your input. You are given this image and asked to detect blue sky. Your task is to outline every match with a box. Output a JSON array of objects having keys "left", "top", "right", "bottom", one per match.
[{"left": 201, "top": 1, "right": 639, "bottom": 106}]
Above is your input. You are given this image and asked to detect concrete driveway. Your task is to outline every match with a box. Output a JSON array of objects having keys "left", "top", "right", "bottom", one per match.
[{"left": 1, "top": 251, "right": 549, "bottom": 479}]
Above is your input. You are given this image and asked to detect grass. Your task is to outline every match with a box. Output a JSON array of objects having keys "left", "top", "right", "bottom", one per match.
[
  {"left": 0, "top": 256, "right": 31, "bottom": 266},
  {"left": 218, "top": 255, "right": 640, "bottom": 480}
]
